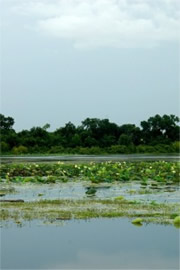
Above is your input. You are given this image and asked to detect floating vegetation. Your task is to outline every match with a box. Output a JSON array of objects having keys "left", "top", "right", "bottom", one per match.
[
  {"left": 0, "top": 198, "right": 179, "bottom": 226},
  {"left": 0, "top": 160, "right": 179, "bottom": 227},
  {"left": 0, "top": 161, "right": 179, "bottom": 184},
  {"left": 114, "top": 196, "right": 125, "bottom": 201},
  {"left": 132, "top": 218, "right": 143, "bottom": 225},
  {"left": 173, "top": 216, "right": 180, "bottom": 228},
  {"left": 0, "top": 186, "right": 17, "bottom": 198},
  {"left": 85, "top": 187, "right": 97, "bottom": 196},
  {"left": 0, "top": 186, "right": 16, "bottom": 194}
]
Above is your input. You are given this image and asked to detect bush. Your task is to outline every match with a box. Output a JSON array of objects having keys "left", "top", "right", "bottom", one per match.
[
  {"left": 0, "top": 141, "right": 10, "bottom": 153},
  {"left": 171, "top": 141, "right": 180, "bottom": 153},
  {"left": 12, "top": 145, "right": 28, "bottom": 155},
  {"left": 49, "top": 146, "right": 65, "bottom": 154},
  {"left": 108, "top": 145, "right": 128, "bottom": 154},
  {"left": 136, "top": 145, "right": 155, "bottom": 153},
  {"left": 153, "top": 144, "right": 171, "bottom": 153}
]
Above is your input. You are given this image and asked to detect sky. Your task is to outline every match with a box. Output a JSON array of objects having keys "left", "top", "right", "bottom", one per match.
[{"left": 0, "top": 0, "right": 179, "bottom": 131}]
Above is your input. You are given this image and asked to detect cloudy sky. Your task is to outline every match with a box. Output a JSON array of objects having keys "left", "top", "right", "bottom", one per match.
[{"left": 1, "top": 0, "right": 179, "bottom": 131}]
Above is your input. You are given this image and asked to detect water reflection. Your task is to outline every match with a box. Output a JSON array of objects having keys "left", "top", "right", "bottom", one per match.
[
  {"left": 1, "top": 219, "right": 179, "bottom": 269},
  {"left": 1, "top": 154, "right": 179, "bottom": 164}
]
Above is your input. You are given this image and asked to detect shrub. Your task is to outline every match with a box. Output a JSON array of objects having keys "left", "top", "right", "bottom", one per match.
[
  {"left": 0, "top": 141, "right": 10, "bottom": 153},
  {"left": 108, "top": 145, "right": 128, "bottom": 154},
  {"left": 49, "top": 146, "right": 65, "bottom": 154},
  {"left": 136, "top": 145, "right": 155, "bottom": 153},
  {"left": 12, "top": 145, "right": 28, "bottom": 155},
  {"left": 171, "top": 141, "right": 180, "bottom": 153}
]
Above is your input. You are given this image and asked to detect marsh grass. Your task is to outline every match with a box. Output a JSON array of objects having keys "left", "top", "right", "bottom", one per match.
[{"left": 0, "top": 198, "right": 179, "bottom": 226}]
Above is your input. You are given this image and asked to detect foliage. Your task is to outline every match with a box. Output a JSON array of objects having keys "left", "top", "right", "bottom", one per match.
[
  {"left": 0, "top": 114, "right": 14, "bottom": 130},
  {"left": 1, "top": 198, "right": 178, "bottom": 225},
  {"left": 0, "top": 114, "right": 179, "bottom": 154},
  {"left": 0, "top": 161, "right": 179, "bottom": 184},
  {"left": 173, "top": 216, "right": 180, "bottom": 225},
  {"left": 0, "top": 142, "right": 10, "bottom": 153},
  {"left": 85, "top": 187, "right": 97, "bottom": 196},
  {"left": 131, "top": 218, "right": 143, "bottom": 224},
  {"left": 141, "top": 114, "right": 179, "bottom": 144},
  {"left": 12, "top": 146, "right": 28, "bottom": 155}
]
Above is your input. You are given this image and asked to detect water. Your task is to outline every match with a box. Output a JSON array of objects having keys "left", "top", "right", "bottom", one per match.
[
  {"left": 1, "top": 219, "right": 179, "bottom": 269},
  {"left": 1, "top": 156, "right": 179, "bottom": 269},
  {"left": 1, "top": 181, "right": 179, "bottom": 203},
  {"left": 1, "top": 154, "right": 179, "bottom": 164}
]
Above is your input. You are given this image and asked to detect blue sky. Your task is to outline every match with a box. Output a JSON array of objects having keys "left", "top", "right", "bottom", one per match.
[{"left": 1, "top": 0, "right": 179, "bottom": 131}]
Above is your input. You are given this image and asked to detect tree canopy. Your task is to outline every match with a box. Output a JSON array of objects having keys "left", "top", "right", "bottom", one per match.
[{"left": 0, "top": 114, "right": 179, "bottom": 154}]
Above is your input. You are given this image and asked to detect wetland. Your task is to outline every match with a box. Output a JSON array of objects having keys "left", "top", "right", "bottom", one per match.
[{"left": 0, "top": 157, "right": 180, "bottom": 269}]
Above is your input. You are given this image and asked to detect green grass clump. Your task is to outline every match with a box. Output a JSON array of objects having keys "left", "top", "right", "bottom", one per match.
[
  {"left": 114, "top": 196, "right": 125, "bottom": 201},
  {"left": 131, "top": 218, "right": 143, "bottom": 225},
  {"left": 173, "top": 216, "right": 180, "bottom": 228}
]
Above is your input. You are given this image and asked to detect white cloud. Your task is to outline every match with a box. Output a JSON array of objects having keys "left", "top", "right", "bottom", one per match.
[{"left": 11, "top": 0, "right": 180, "bottom": 49}]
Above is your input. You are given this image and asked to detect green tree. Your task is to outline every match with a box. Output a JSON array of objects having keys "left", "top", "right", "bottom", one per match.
[
  {"left": 141, "top": 114, "right": 179, "bottom": 144},
  {"left": 119, "top": 124, "right": 141, "bottom": 145},
  {"left": 0, "top": 114, "right": 14, "bottom": 130},
  {"left": 118, "top": 134, "right": 133, "bottom": 146},
  {"left": 71, "top": 134, "right": 82, "bottom": 147},
  {"left": 42, "top": 123, "right": 50, "bottom": 130}
]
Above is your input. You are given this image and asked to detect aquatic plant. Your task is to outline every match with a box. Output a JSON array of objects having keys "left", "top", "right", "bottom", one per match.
[
  {"left": 173, "top": 216, "right": 180, "bottom": 228},
  {"left": 170, "top": 213, "right": 179, "bottom": 219},
  {"left": 114, "top": 196, "right": 125, "bottom": 201},
  {"left": 0, "top": 161, "right": 179, "bottom": 184},
  {"left": 131, "top": 218, "right": 143, "bottom": 225},
  {"left": 85, "top": 187, "right": 97, "bottom": 196},
  {"left": 0, "top": 198, "right": 178, "bottom": 226}
]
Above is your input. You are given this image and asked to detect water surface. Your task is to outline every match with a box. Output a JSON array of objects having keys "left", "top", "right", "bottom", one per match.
[
  {"left": 1, "top": 154, "right": 179, "bottom": 164},
  {"left": 1, "top": 181, "right": 179, "bottom": 203},
  {"left": 1, "top": 219, "right": 179, "bottom": 269}
]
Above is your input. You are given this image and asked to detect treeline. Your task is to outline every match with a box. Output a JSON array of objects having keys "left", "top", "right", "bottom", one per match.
[{"left": 0, "top": 114, "right": 179, "bottom": 155}]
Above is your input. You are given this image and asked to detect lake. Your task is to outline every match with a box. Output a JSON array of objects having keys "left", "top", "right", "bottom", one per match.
[
  {"left": 1, "top": 181, "right": 180, "bottom": 203},
  {"left": 1, "top": 219, "right": 179, "bottom": 269},
  {"left": 1, "top": 154, "right": 179, "bottom": 164}
]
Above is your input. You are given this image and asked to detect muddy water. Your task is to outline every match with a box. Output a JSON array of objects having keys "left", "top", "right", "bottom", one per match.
[
  {"left": 1, "top": 154, "right": 179, "bottom": 163},
  {"left": 1, "top": 219, "right": 179, "bottom": 269}
]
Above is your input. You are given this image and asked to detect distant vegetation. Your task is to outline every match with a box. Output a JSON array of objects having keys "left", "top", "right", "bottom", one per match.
[{"left": 0, "top": 114, "right": 179, "bottom": 155}]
